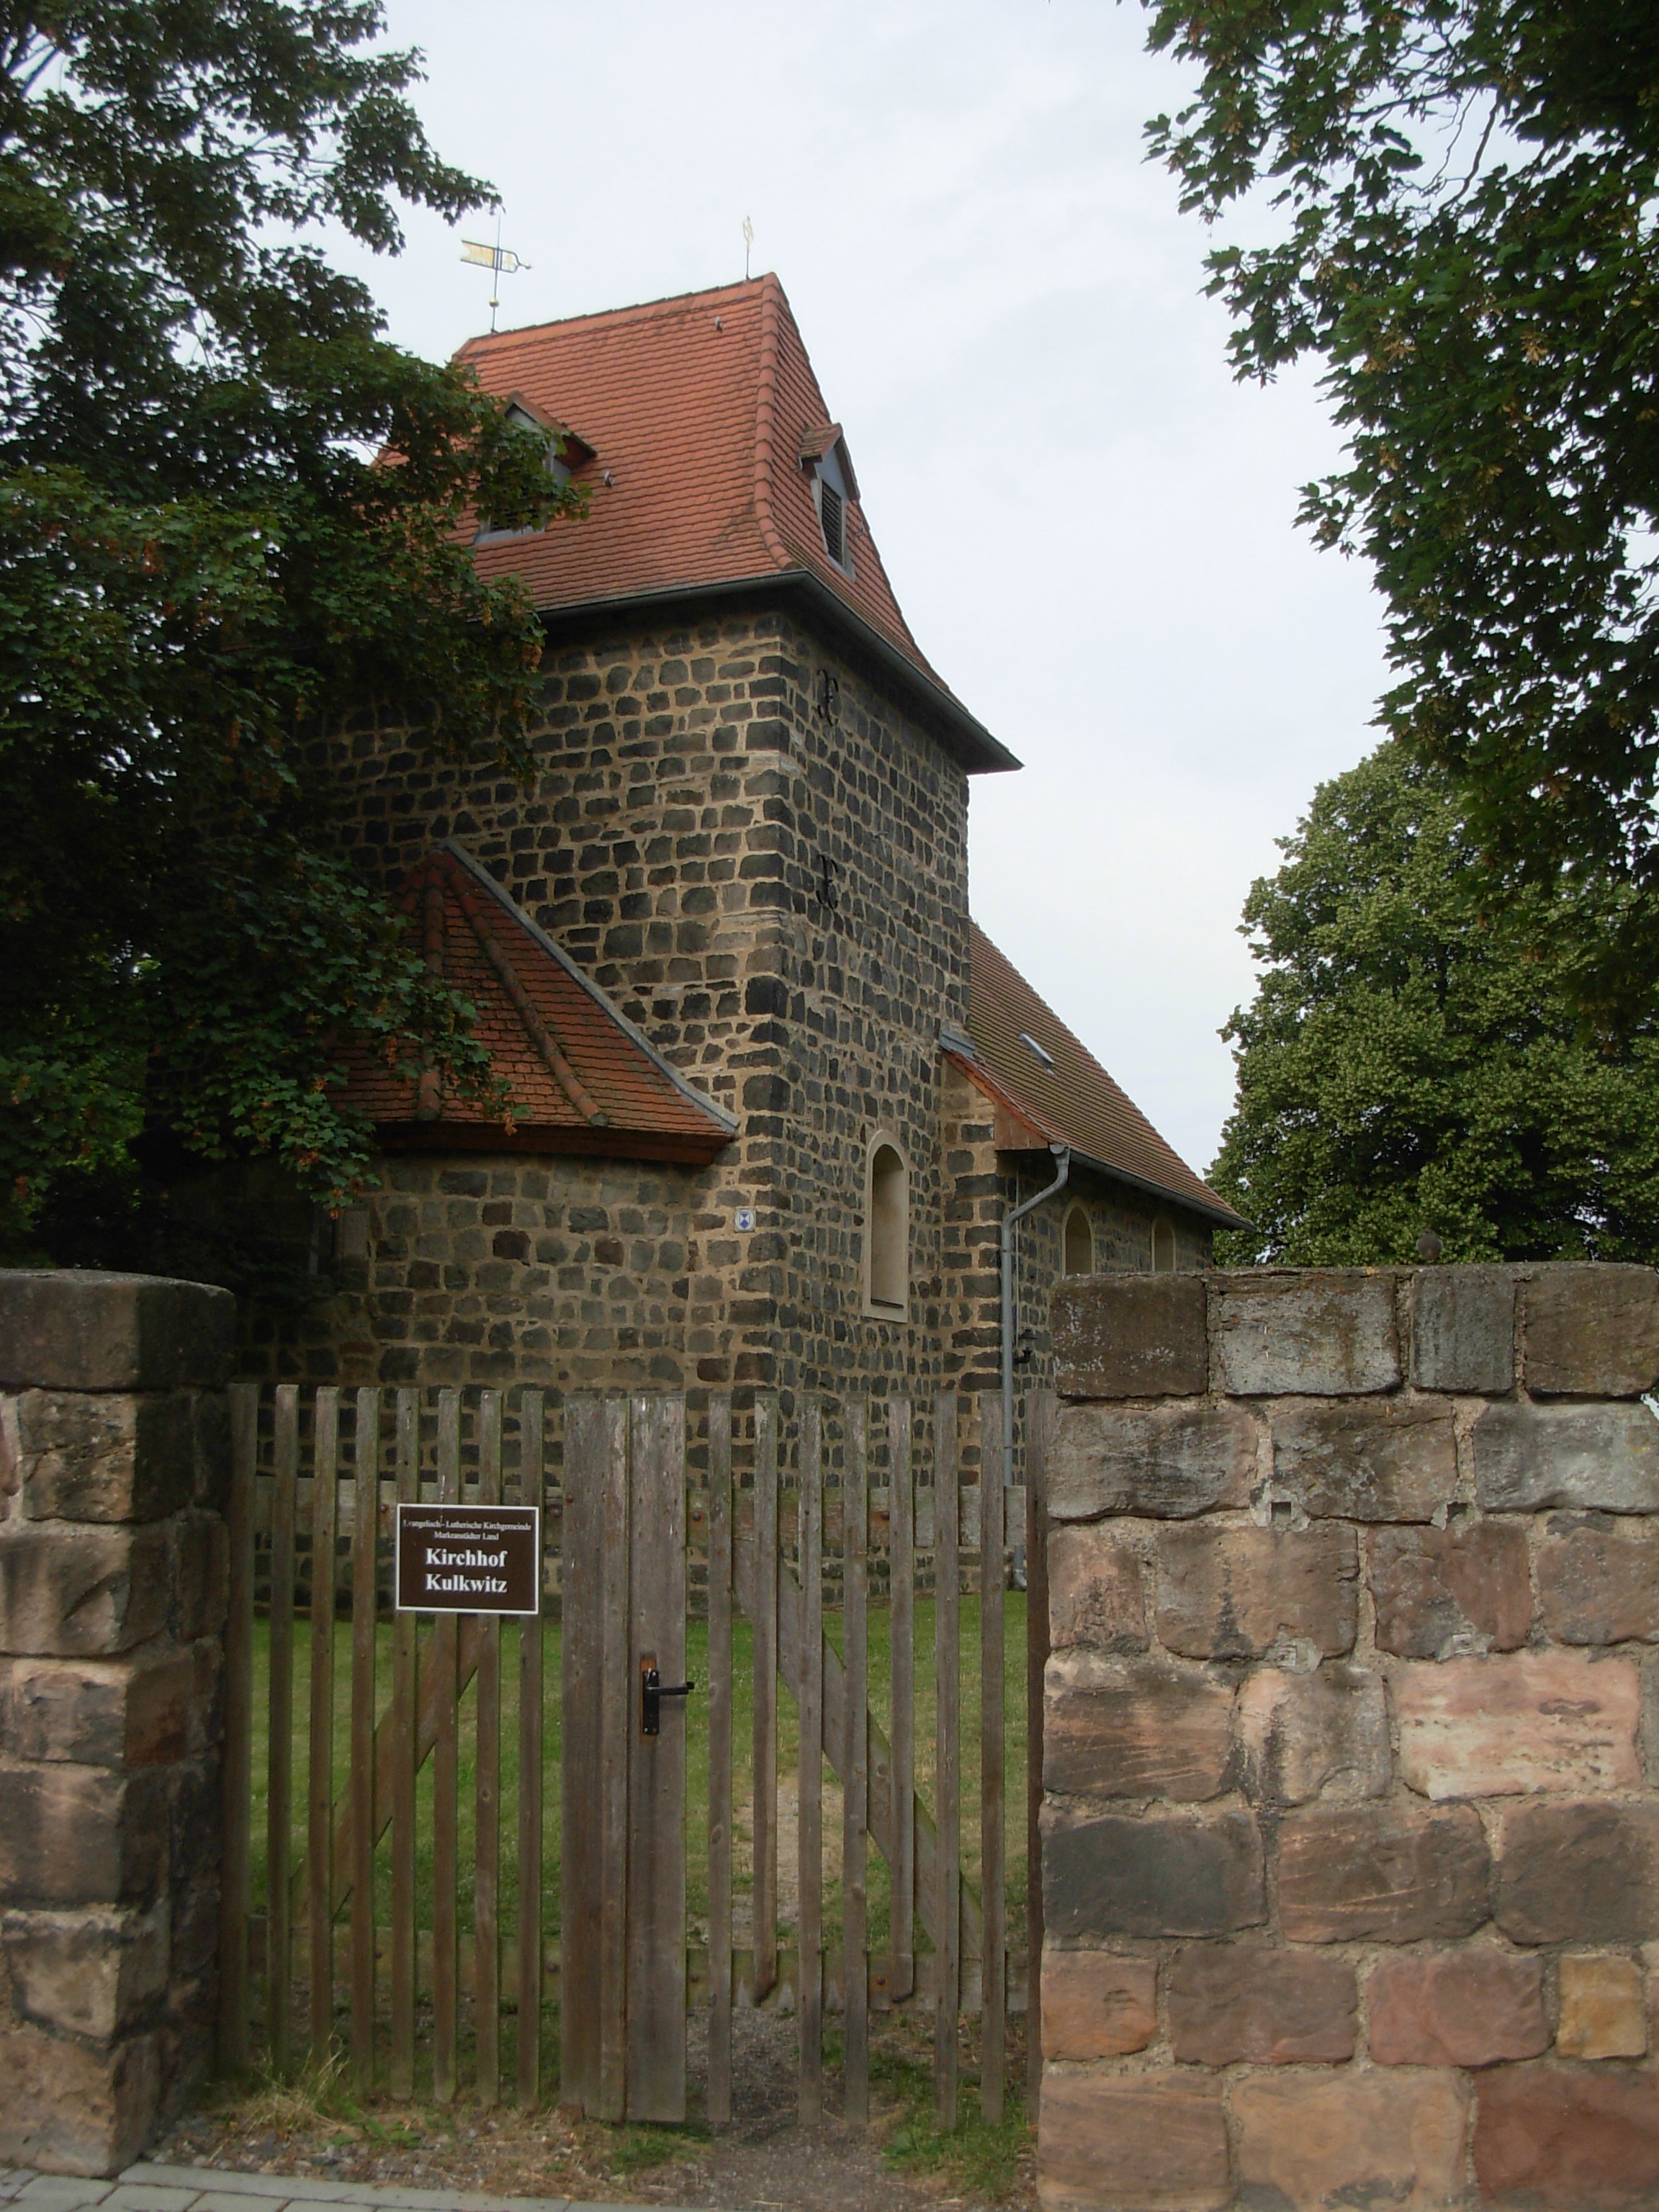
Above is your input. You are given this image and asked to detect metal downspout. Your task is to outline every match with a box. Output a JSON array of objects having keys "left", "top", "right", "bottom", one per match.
[{"left": 1002, "top": 1141, "right": 1070, "bottom": 1584}]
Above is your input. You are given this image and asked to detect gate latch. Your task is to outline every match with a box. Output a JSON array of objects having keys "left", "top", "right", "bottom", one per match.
[{"left": 640, "top": 1659, "right": 696, "bottom": 1737}]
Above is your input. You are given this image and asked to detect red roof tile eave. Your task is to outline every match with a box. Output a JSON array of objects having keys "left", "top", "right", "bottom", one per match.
[{"left": 531, "top": 570, "right": 1021, "bottom": 778}]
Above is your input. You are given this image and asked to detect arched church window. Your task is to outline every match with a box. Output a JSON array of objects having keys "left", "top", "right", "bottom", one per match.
[
  {"left": 1151, "top": 1218, "right": 1177, "bottom": 1272},
  {"left": 1064, "top": 1204, "right": 1092, "bottom": 1277},
  {"left": 866, "top": 1136, "right": 909, "bottom": 1318}
]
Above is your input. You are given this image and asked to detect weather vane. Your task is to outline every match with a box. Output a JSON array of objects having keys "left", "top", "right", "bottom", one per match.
[
  {"left": 743, "top": 215, "right": 755, "bottom": 282},
  {"left": 460, "top": 215, "right": 530, "bottom": 332}
]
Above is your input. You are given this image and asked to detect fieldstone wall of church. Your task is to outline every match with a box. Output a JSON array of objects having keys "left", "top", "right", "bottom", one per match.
[
  {"left": 1040, "top": 1262, "right": 1659, "bottom": 2212},
  {"left": 280, "top": 602, "right": 969, "bottom": 1455}
]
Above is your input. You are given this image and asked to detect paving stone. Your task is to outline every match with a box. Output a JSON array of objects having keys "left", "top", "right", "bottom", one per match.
[
  {"left": 100, "top": 2191, "right": 200, "bottom": 2212},
  {"left": 1047, "top": 1525, "right": 1147, "bottom": 1653},
  {"left": 1277, "top": 1801, "right": 1491, "bottom": 1943},
  {"left": 1038, "top": 1946, "right": 1157, "bottom": 2059},
  {"left": 1044, "top": 1653, "right": 1234, "bottom": 1801},
  {"left": 14, "top": 2185, "right": 114, "bottom": 2208},
  {"left": 0, "top": 2026, "right": 158, "bottom": 2177},
  {"left": 1408, "top": 1266, "right": 1517, "bottom": 1393},
  {"left": 1367, "top": 1948, "right": 1547, "bottom": 2066},
  {"left": 1557, "top": 1951, "right": 1647, "bottom": 2057},
  {"left": 1046, "top": 1401, "right": 1257, "bottom": 1522},
  {"left": 1235, "top": 1662, "right": 1390, "bottom": 1804},
  {"left": 0, "top": 1524, "right": 171, "bottom": 1658},
  {"left": 1475, "top": 2063, "right": 1659, "bottom": 2208},
  {"left": 1524, "top": 1264, "right": 1659, "bottom": 1396},
  {"left": 1270, "top": 1396, "right": 1457, "bottom": 1521},
  {"left": 0, "top": 1274, "right": 234, "bottom": 1394},
  {"left": 1232, "top": 2069, "right": 1469, "bottom": 2212},
  {"left": 1496, "top": 1799, "right": 1659, "bottom": 1943},
  {"left": 1369, "top": 1519, "right": 1533, "bottom": 1657},
  {"left": 1213, "top": 1268, "right": 1403, "bottom": 1395},
  {"left": 1166, "top": 1943, "right": 1356, "bottom": 2062},
  {"left": 1037, "top": 2067, "right": 1229, "bottom": 2212},
  {"left": 1043, "top": 1807, "right": 1265, "bottom": 1941},
  {"left": 1154, "top": 1523, "right": 1358, "bottom": 1659},
  {"left": 1395, "top": 1649, "right": 1640, "bottom": 1798},
  {"left": 1474, "top": 1400, "right": 1659, "bottom": 1513},
  {"left": 1051, "top": 1273, "right": 1208, "bottom": 1399},
  {"left": 1538, "top": 1515, "right": 1659, "bottom": 1644}
]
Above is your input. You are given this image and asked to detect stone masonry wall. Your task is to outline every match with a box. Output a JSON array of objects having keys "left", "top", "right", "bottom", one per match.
[
  {"left": 291, "top": 601, "right": 968, "bottom": 1445},
  {"left": 1040, "top": 1262, "right": 1659, "bottom": 2212},
  {"left": 0, "top": 1272, "right": 233, "bottom": 2175}
]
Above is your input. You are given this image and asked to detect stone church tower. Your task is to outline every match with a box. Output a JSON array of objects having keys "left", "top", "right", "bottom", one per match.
[{"left": 253, "top": 275, "right": 1241, "bottom": 1449}]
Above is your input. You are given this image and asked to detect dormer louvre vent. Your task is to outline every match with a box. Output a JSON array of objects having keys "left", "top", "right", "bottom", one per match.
[{"left": 819, "top": 482, "right": 845, "bottom": 567}]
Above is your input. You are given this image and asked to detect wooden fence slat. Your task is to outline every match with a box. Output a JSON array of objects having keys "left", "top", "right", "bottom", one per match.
[
  {"left": 1027, "top": 1390, "right": 1053, "bottom": 2114},
  {"left": 559, "top": 1395, "right": 630, "bottom": 2120},
  {"left": 889, "top": 1396, "right": 914, "bottom": 2006},
  {"left": 707, "top": 1394, "right": 734, "bottom": 2126},
  {"left": 391, "top": 1390, "right": 418, "bottom": 2099},
  {"left": 626, "top": 1394, "right": 688, "bottom": 2123},
  {"left": 268, "top": 1385, "right": 299, "bottom": 2075},
  {"left": 350, "top": 1389, "right": 379, "bottom": 2090},
  {"left": 799, "top": 1398, "right": 824, "bottom": 2123},
  {"left": 308, "top": 1387, "right": 340, "bottom": 2067},
  {"left": 218, "top": 1382, "right": 258, "bottom": 2073},
  {"left": 432, "top": 1389, "right": 461, "bottom": 2104},
  {"left": 842, "top": 1401, "right": 869, "bottom": 2123},
  {"left": 933, "top": 1392, "right": 960, "bottom": 2129},
  {"left": 979, "top": 1395, "right": 1006, "bottom": 2125},
  {"left": 752, "top": 1394, "right": 779, "bottom": 2004},
  {"left": 476, "top": 1390, "right": 503, "bottom": 2107},
  {"left": 516, "top": 1389, "right": 545, "bottom": 2110}
]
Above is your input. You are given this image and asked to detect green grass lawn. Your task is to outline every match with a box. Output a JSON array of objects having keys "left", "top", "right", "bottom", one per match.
[{"left": 248, "top": 1591, "right": 1030, "bottom": 1973}]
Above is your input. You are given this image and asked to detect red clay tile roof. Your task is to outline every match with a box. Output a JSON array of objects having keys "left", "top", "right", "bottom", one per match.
[
  {"left": 454, "top": 276, "right": 1016, "bottom": 774},
  {"left": 336, "top": 845, "right": 737, "bottom": 1164},
  {"left": 956, "top": 922, "right": 1246, "bottom": 1229}
]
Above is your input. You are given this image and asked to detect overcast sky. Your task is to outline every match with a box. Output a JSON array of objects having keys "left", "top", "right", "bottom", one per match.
[{"left": 341, "top": 0, "right": 1390, "bottom": 1180}]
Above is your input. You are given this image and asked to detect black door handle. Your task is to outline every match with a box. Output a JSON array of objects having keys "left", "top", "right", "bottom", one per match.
[{"left": 640, "top": 1660, "right": 696, "bottom": 1737}]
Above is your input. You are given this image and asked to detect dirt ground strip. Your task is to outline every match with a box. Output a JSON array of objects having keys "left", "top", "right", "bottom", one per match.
[{"left": 151, "top": 2011, "right": 1036, "bottom": 2212}]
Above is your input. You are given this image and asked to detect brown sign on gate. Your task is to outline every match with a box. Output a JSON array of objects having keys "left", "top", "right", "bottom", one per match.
[{"left": 394, "top": 1502, "right": 541, "bottom": 1614}]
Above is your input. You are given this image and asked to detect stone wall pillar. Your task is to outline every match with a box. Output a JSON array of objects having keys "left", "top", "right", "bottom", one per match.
[
  {"left": 1040, "top": 1263, "right": 1659, "bottom": 2212},
  {"left": 0, "top": 1272, "right": 234, "bottom": 2175}
]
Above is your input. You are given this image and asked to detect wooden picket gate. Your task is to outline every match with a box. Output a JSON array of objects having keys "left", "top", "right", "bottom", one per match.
[{"left": 217, "top": 1383, "right": 1051, "bottom": 2126}]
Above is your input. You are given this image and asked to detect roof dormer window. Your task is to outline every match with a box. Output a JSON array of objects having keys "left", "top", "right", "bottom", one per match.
[
  {"left": 800, "top": 423, "right": 857, "bottom": 580},
  {"left": 475, "top": 394, "right": 591, "bottom": 545}
]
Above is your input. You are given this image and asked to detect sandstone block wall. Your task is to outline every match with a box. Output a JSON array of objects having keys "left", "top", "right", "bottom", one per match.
[
  {"left": 1040, "top": 1263, "right": 1659, "bottom": 2212},
  {"left": 0, "top": 1272, "right": 233, "bottom": 2175}
]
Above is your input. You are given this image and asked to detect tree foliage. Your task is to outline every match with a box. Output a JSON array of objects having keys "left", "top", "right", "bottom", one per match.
[
  {"left": 1147, "top": 0, "right": 1659, "bottom": 1023},
  {"left": 0, "top": 3, "right": 580, "bottom": 1254},
  {"left": 1208, "top": 743, "right": 1659, "bottom": 1264}
]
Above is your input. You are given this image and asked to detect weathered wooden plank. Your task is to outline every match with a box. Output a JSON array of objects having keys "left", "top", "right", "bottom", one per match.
[
  {"left": 933, "top": 1393, "right": 960, "bottom": 2129},
  {"left": 979, "top": 1396, "right": 1006, "bottom": 2125},
  {"left": 626, "top": 1394, "right": 687, "bottom": 2123},
  {"left": 432, "top": 1390, "right": 461, "bottom": 2104},
  {"left": 516, "top": 1389, "right": 545, "bottom": 2110},
  {"left": 798, "top": 1398, "right": 824, "bottom": 2123},
  {"left": 349, "top": 1390, "right": 379, "bottom": 2090},
  {"left": 268, "top": 1386, "right": 299, "bottom": 2074},
  {"left": 560, "top": 1395, "right": 630, "bottom": 2120},
  {"left": 1026, "top": 1390, "right": 1053, "bottom": 2115},
  {"left": 308, "top": 1388, "right": 340, "bottom": 2067},
  {"left": 390, "top": 1390, "right": 418, "bottom": 2100},
  {"left": 218, "top": 1382, "right": 258, "bottom": 2074},
  {"left": 476, "top": 1390, "right": 503, "bottom": 2108},
  {"left": 888, "top": 1396, "right": 914, "bottom": 2008},
  {"left": 842, "top": 1401, "right": 869, "bottom": 2124},
  {"left": 706, "top": 1394, "right": 734, "bottom": 2127},
  {"left": 752, "top": 1394, "right": 779, "bottom": 2003}
]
